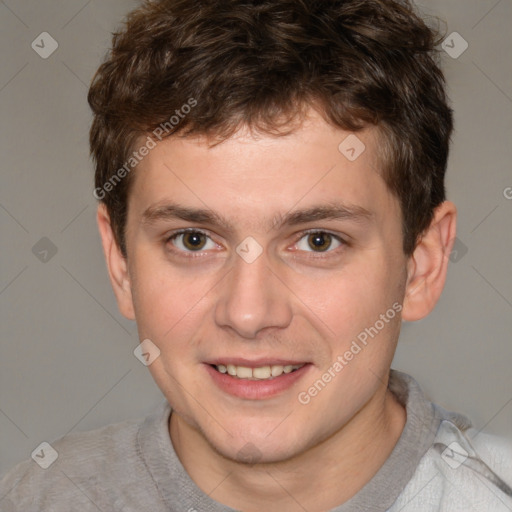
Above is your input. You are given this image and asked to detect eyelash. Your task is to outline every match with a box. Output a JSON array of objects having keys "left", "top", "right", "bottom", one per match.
[
  {"left": 293, "top": 229, "right": 346, "bottom": 258},
  {"left": 165, "top": 228, "right": 219, "bottom": 258},
  {"left": 165, "top": 228, "right": 347, "bottom": 259}
]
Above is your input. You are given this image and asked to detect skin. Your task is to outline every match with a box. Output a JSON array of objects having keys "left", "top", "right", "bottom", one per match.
[{"left": 98, "top": 109, "right": 456, "bottom": 511}]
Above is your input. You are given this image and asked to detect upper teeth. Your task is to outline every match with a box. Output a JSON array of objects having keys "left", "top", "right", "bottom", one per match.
[{"left": 215, "top": 364, "right": 304, "bottom": 380}]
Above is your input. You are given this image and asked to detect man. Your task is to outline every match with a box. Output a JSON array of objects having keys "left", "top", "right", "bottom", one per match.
[{"left": 1, "top": 0, "right": 511, "bottom": 510}]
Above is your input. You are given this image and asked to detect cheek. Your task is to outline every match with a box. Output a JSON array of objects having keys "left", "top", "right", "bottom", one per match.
[
  {"left": 288, "top": 254, "right": 404, "bottom": 357},
  {"left": 129, "top": 257, "right": 211, "bottom": 406},
  {"left": 129, "top": 252, "right": 215, "bottom": 345},
  {"left": 297, "top": 263, "right": 394, "bottom": 322}
]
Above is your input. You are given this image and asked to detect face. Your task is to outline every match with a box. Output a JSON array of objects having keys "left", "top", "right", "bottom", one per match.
[{"left": 120, "top": 111, "right": 409, "bottom": 463}]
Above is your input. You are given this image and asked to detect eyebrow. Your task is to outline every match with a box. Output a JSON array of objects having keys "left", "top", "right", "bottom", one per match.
[
  {"left": 141, "top": 201, "right": 373, "bottom": 232},
  {"left": 272, "top": 203, "right": 373, "bottom": 229},
  {"left": 142, "top": 204, "right": 234, "bottom": 233}
]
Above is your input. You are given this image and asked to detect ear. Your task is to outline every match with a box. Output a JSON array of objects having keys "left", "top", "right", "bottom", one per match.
[
  {"left": 96, "top": 203, "right": 136, "bottom": 320},
  {"left": 402, "top": 201, "right": 457, "bottom": 321}
]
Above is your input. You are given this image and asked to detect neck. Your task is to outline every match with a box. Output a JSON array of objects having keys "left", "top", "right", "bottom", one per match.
[{"left": 170, "top": 385, "right": 406, "bottom": 512}]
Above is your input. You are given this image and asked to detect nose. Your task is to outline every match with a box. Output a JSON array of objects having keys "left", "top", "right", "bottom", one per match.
[{"left": 214, "top": 250, "right": 293, "bottom": 339}]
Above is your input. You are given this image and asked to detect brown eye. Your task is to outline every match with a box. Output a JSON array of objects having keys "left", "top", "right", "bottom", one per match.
[
  {"left": 307, "top": 232, "right": 333, "bottom": 252},
  {"left": 183, "top": 232, "right": 207, "bottom": 250},
  {"left": 295, "top": 231, "right": 343, "bottom": 254},
  {"left": 170, "top": 231, "right": 215, "bottom": 252}
]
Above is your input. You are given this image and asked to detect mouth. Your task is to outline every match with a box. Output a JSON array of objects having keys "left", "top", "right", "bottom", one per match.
[
  {"left": 204, "top": 359, "right": 312, "bottom": 400},
  {"left": 211, "top": 363, "right": 305, "bottom": 380}
]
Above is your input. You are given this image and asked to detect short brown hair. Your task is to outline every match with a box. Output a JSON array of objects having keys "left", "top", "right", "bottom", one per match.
[{"left": 88, "top": 0, "right": 452, "bottom": 257}]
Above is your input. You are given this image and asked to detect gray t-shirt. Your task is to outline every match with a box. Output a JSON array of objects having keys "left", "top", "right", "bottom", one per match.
[{"left": 1, "top": 370, "right": 511, "bottom": 511}]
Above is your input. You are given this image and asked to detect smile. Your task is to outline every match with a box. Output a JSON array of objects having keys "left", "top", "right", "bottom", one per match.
[
  {"left": 205, "top": 361, "right": 312, "bottom": 400},
  {"left": 213, "top": 363, "right": 305, "bottom": 380}
]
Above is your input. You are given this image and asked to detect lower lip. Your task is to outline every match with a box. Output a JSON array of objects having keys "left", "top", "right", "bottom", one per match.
[{"left": 204, "top": 363, "right": 311, "bottom": 400}]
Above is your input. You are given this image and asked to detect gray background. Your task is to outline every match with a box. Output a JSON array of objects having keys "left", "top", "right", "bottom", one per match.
[{"left": 1, "top": 0, "right": 511, "bottom": 474}]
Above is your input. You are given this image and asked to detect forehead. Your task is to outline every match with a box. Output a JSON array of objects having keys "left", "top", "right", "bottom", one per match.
[{"left": 128, "top": 112, "right": 398, "bottom": 228}]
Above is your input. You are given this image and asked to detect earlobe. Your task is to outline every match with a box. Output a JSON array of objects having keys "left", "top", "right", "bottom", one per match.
[
  {"left": 402, "top": 201, "right": 457, "bottom": 322},
  {"left": 96, "top": 204, "right": 136, "bottom": 320}
]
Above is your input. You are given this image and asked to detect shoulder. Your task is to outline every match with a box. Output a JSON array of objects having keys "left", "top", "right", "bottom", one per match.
[
  {"left": 392, "top": 414, "right": 512, "bottom": 511},
  {"left": 0, "top": 412, "right": 161, "bottom": 512},
  {"left": 467, "top": 426, "right": 512, "bottom": 480}
]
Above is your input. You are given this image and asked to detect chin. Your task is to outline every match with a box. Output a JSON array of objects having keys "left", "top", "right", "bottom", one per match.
[
  {"left": 206, "top": 423, "right": 308, "bottom": 465},
  {"left": 221, "top": 440, "right": 302, "bottom": 465}
]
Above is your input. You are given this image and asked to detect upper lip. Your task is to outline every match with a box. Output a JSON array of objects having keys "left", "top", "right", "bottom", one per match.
[{"left": 206, "top": 358, "right": 309, "bottom": 368}]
